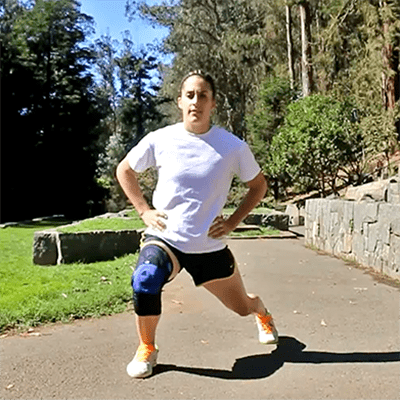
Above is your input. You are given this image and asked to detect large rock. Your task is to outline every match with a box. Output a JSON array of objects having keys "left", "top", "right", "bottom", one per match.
[
  {"left": 243, "top": 212, "right": 289, "bottom": 231},
  {"left": 344, "top": 177, "right": 400, "bottom": 204},
  {"left": 33, "top": 231, "right": 58, "bottom": 265},
  {"left": 33, "top": 229, "right": 141, "bottom": 265}
]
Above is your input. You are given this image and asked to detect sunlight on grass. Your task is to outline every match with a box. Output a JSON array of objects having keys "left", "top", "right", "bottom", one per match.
[
  {"left": 0, "top": 224, "right": 137, "bottom": 332},
  {"left": 57, "top": 216, "right": 146, "bottom": 233},
  {"left": 0, "top": 208, "right": 281, "bottom": 332}
]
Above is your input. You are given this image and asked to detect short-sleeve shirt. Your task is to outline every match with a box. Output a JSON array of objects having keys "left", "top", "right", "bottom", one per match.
[{"left": 127, "top": 123, "right": 261, "bottom": 253}]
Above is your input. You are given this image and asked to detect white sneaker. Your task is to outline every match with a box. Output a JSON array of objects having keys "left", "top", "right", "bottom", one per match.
[
  {"left": 256, "top": 311, "right": 279, "bottom": 344},
  {"left": 126, "top": 344, "right": 159, "bottom": 378}
]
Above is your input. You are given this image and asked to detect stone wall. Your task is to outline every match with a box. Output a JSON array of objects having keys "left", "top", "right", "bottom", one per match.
[
  {"left": 33, "top": 210, "right": 288, "bottom": 266},
  {"left": 33, "top": 229, "right": 141, "bottom": 265},
  {"left": 304, "top": 198, "right": 400, "bottom": 280},
  {"left": 242, "top": 211, "right": 289, "bottom": 231}
]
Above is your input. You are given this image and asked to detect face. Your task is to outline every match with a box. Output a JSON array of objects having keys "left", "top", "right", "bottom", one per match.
[{"left": 178, "top": 75, "right": 216, "bottom": 134}]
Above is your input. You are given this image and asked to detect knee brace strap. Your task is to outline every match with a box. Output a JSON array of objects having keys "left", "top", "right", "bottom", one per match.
[{"left": 140, "top": 240, "right": 181, "bottom": 282}]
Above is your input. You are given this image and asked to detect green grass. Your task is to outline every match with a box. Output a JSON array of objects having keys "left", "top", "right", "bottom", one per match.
[
  {"left": 0, "top": 208, "right": 280, "bottom": 332},
  {"left": 57, "top": 217, "right": 146, "bottom": 233},
  {"left": 229, "top": 226, "right": 281, "bottom": 237},
  {"left": 0, "top": 222, "right": 137, "bottom": 333}
]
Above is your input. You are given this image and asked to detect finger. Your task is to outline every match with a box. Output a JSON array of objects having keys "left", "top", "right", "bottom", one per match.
[
  {"left": 208, "top": 224, "right": 225, "bottom": 238},
  {"left": 155, "top": 211, "right": 168, "bottom": 219},
  {"left": 154, "top": 216, "right": 167, "bottom": 231}
]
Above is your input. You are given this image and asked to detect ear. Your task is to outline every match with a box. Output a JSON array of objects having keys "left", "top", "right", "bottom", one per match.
[{"left": 177, "top": 96, "right": 182, "bottom": 110}]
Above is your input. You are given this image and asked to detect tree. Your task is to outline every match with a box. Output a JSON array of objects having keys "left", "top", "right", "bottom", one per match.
[
  {"left": 285, "top": 1, "right": 295, "bottom": 90},
  {"left": 126, "top": 0, "right": 282, "bottom": 137},
  {"left": 94, "top": 34, "right": 167, "bottom": 211},
  {"left": 247, "top": 76, "right": 295, "bottom": 166},
  {"left": 298, "top": 0, "right": 314, "bottom": 96},
  {"left": 1, "top": 0, "right": 104, "bottom": 222}
]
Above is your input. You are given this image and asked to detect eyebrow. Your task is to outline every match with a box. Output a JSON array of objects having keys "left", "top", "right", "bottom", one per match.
[{"left": 185, "top": 89, "right": 209, "bottom": 94}]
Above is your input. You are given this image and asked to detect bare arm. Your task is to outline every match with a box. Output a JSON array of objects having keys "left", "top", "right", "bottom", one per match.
[
  {"left": 208, "top": 172, "right": 267, "bottom": 239},
  {"left": 116, "top": 157, "right": 167, "bottom": 230}
]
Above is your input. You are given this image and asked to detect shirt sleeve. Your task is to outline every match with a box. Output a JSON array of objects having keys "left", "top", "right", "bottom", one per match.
[
  {"left": 126, "top": 133, "right": 156, "bottom": 173},
  {"left": 236, "top": 142, "right": 261, "bottom": 182}
]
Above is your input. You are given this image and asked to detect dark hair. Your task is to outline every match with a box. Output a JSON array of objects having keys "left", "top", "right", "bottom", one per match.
[{"left": 179, "top": 70, "right": 216, "bottom": 98}]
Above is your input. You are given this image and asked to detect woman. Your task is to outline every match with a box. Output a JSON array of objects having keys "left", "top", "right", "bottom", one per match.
[{"left": 116, "top": 70, "right": 278, "bottom": 379}]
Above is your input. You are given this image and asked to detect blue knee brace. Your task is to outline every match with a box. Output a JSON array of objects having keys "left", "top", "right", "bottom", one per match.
[
  {"left": 132, "top": 244, "right": 173, "bottom": 316},
  {"left": 132, "top": 262, "right": 169, "bottom": 295}
]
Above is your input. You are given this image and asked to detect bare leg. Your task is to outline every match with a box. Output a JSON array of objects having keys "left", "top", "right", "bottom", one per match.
[
  {"left": 136, "top": 315, "right": 160, "bottom": 346},
  {"left": 202, "top": 266, "right": 267, "bottom": 317}
]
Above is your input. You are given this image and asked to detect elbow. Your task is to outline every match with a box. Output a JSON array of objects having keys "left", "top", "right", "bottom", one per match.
[
  {"left": 116, "top": 158, "right": 130, "bottom": 183},
  {"left": 261, "top": 175, "right": 268, "bottom": 198}
]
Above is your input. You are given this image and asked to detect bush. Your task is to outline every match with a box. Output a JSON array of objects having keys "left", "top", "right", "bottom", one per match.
[{"left": 269, "top": 94, "right": 365, "bottom": 196}]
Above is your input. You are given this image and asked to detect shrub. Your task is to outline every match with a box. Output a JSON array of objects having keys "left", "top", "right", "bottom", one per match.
[{"left": 269, "top": 94, "right": 365, "bottom": 196}]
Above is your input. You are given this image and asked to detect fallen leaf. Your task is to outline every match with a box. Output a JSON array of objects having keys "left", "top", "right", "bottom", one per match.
[
  {"left": 6, "top": 384, "right": 14, "bottom": 390},
  {"left": 321, "top": 319, "right": 327, "bottom": 327},
  {"left": 62, "top": 293, "right": 68, "bottom": 298},
  {"left": 172, "top": 300, "right": 183, "bottom": 305}
]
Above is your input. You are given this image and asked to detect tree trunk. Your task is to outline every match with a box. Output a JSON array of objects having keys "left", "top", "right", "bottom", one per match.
[
  {"left": 286, "top": 2, "right": 295, "bottom": 90},
  {"left": 381, "top": 1, "right": 397, "bottom": 111},
  {"left": 299, "top": 1, "right": 314, "bottom": 97}
]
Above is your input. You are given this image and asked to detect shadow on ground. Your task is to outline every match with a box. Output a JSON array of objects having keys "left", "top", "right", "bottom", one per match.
[{"left": 153, "top": 336, "right": 400, "bottom": 380}]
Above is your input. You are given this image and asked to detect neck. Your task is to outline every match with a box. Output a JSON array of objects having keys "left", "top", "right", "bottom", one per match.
[{"left": 183, "top": 121, "right": 211, "bottom": 135}]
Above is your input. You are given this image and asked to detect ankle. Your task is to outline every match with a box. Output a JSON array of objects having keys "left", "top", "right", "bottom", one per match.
[{"left": 139, "top": 342, "right": 156, "bottom": 350}]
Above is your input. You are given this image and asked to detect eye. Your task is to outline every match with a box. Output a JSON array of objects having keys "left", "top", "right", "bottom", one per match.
[{"left": 186, "top": 92, "right": 194, "bottom": 99}]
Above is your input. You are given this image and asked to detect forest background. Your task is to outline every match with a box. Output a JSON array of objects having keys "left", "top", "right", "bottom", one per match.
[{"left": 1, "top": 0, "right": 399, "bottom": 224}]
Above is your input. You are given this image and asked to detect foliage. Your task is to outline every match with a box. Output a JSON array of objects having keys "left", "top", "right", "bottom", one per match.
[
  {"left": 269, "top": 94, "right": 365, "bottom": 196},
  {"left": 2, "top": 0, "right": 400, "bottom": 226},
  {"left": 246, "top": 76, "right": 297, "bottom": 171},
  {"left": 93, "top": 33, "right": 168, "bottom": 211},
  {"left": 126, "top": 0, "right": 287, "bottom": 138},
  {"left": 1, "top": 0, "right": 105, "bottom": 221},
  {"left": 317, "top": 0, "right": 400, "bottom": 160},
  {"left": 0, "top": 1, "right": 168, "bottom": 222}
]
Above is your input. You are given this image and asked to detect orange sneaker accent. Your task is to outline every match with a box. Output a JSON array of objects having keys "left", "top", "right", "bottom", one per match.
[
  {"left": 257, "top": 313, "right": 275, "bottom": 333},
  {"left": 134, "top": 344, "right": 156, "bottom": 363},
  {"left": 256, "top": 311, "right": 279, "bottom": 344}
]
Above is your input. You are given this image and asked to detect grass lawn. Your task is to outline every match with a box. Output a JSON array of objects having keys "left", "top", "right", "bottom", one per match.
[
  {"left": 0, "top": 221, "right": 137, "bottom": 333},
  {"left": 0, "top": 208, "right": 279, "bottom": 332},
  {"left": 229, "top": 226, "right": 281, "bottom": 237},
  {"left": 57, "top": 216, "right": 146, "bottom": 233}
]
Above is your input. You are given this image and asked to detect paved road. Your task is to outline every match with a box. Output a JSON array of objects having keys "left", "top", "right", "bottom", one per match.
[{"left": 1, "top": 235, "right": 399, "bottom": 400}]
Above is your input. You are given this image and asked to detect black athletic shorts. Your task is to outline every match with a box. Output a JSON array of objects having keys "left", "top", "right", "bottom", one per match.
[{"left": 142, "top": 235, "right": 236, "bottom": 286}]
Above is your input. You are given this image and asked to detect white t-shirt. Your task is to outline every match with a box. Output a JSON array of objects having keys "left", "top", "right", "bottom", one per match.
[{"left": 127, "top": 123, "right": 261, "bottom": 253}]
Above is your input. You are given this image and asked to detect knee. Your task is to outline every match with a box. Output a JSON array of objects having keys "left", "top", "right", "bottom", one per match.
[
  {"left": 132, "top": 262, "right": 168, "bottom": 316},
  {"left": 132, "top": 262, "right": 167, "bottom": 295}
]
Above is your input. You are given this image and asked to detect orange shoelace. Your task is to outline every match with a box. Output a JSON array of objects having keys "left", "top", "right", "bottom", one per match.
[
  {"left": 257, "top": 313, "right": 275, "bottom": 334},
  {"left": 135, "top": 344, "right": 156, "bottom": 362}
]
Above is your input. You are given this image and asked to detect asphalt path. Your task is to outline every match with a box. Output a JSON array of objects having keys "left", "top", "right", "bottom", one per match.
[{"left": 1, "top": 235, "right": 399, "bottom": 399}]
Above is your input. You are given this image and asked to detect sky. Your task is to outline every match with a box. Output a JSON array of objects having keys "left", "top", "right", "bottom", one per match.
[{"left": 80, "top": 0, "right": 169, "bottom": 52}]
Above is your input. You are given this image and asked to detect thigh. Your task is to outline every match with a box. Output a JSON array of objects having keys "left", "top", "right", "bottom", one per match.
[
  {"left": 183, "top": 247, "right": 235, "bottom": 286},
  {"left": 202, "top": 263, "right": 250, "bottom": 312}
]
